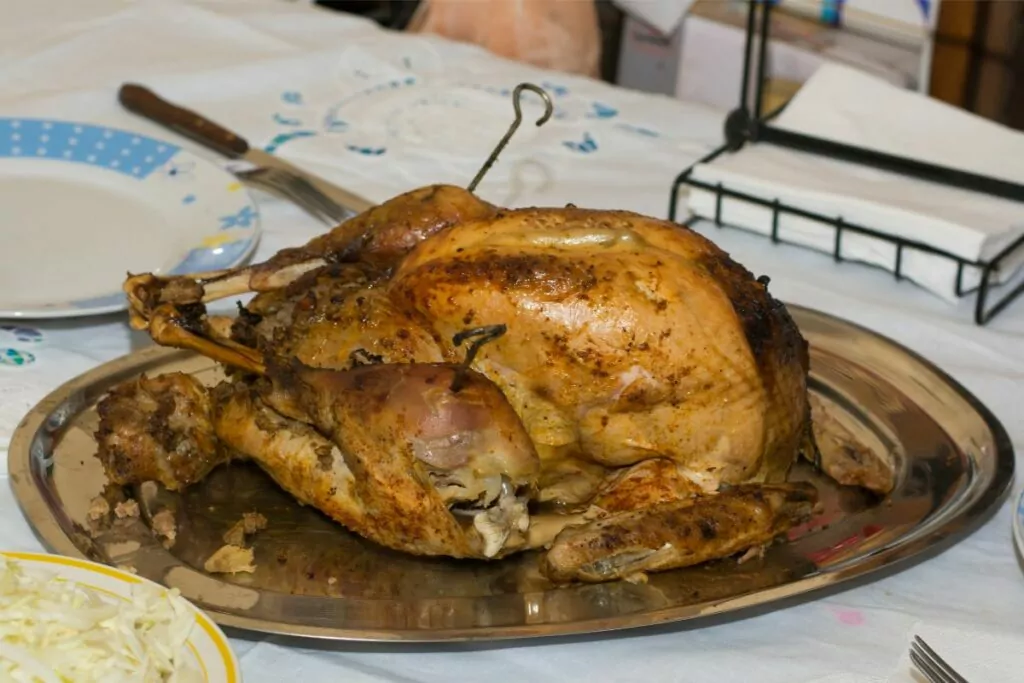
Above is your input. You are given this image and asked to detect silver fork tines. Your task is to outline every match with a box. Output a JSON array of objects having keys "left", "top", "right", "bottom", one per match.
[
  {"left": 910, "top": 636, "right": 970, "bottom": 683},
  {"left": 237, "top": 166, "right": 353, "bottom": 225}
]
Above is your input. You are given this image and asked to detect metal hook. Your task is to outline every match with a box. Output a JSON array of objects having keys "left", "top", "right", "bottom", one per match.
[
  {"left": 449, "top": 324, "right": 507, "bottom": 392},
  {"left": 467, "top": 83, "right": 554, "bottom": 193}
]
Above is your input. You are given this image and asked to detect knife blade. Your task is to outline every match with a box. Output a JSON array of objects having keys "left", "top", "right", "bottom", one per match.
[{"left": 117, "top": 83, "right": 375, "bottom": 216}]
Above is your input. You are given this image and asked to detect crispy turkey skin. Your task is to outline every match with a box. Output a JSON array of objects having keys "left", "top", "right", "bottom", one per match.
[
  {"left": 391, "top": 207, "right": 811, "bottom": 491},
  {"left": 92, "top": 185, "right": 879, "bottom": 585}
]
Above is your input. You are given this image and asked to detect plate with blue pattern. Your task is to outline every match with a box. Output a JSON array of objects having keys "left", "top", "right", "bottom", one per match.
[{"left": 0, "top": 117, "right": 260, "bottom": 319}]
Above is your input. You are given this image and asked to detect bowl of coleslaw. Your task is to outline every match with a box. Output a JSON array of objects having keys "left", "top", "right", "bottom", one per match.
[{"left": 0, "top": 551, "right": 241, "bottom": 682}]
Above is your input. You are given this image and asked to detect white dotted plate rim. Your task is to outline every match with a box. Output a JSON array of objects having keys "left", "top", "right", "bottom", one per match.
[{"left": 0, "top": 116, "right": 261, "bottom": 320}]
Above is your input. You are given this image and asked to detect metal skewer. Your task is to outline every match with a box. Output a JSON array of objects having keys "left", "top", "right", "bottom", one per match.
[{"left": 467, "top": 83, "right": 554, "bottom": 193}]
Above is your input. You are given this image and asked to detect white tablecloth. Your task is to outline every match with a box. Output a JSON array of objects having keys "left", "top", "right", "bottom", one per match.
[{"left": 1, "top": 2, "right": 1022, "bottom": 682}]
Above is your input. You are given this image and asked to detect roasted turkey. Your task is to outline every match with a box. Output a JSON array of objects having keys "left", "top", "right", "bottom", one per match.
[{"left": 95, "top": 183, "right": 882, "bottom": 584}]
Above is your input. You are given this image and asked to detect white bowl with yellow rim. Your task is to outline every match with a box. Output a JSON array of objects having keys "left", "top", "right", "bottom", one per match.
[{"left": 0, "top": 550, "right": 241, "bottom": 682}]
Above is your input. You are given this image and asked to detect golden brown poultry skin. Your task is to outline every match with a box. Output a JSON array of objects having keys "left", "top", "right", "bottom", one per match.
[
  {"left": 96, "top": 363, "right": 542, "bottom": 560},
  {"left": 99, "top": 189, "right": 838, "bottom": 585},
  {"left": 541, "top": 483, "right": 817, "bottom": 583},
  {"left": 123, "top": 184, "right": 495, "bottom": 330},
  {"left": 234, "top": 263, "right": 444, "bottom": 371},
  {"left": 301, "top": 183, "right": 498, "bottom": 267},
  {"left": 230, "top": 205, "right": 811, "bottom": 501},
  {"left": 265, "top": 361, "right": 540, "bottom": 558},
  {"left": 96, "top": 373, "right": 223, "bottom": 490},
  {"left": 392, "top": 207, "right": 810, "bottom": 494}
]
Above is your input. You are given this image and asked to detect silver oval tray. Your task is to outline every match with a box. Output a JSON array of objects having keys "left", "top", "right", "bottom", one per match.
[{"left": 7, "top": 305, "right": 1014, "bottom": 642}]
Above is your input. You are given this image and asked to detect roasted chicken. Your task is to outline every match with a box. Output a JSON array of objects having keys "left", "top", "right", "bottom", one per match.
[{"left": 95, "top": 182, "right": 883, "bottom": 585}]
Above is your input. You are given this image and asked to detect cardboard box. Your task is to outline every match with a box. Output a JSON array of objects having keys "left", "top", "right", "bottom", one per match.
[{"left": 615, "top": 0, "right": 935, "bottom": 111}]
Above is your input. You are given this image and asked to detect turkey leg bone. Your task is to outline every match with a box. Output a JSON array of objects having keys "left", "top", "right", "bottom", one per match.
[
  {"left": 125, "top": 184, "right": 498, "bottom": 330},
  {"left": 527, "top": 457, "right": 819, "bottom": 584},
  {"left": 541, "top": 479, "right": 818, "bottom": 584},
  {"left": 124, "top": 81, "right": 553, "bottom": 330},
  {"left": 98, "top": 319, "right": 541, "bottom": 559}
]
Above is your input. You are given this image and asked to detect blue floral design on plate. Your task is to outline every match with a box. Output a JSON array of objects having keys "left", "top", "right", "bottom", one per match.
[
  {"left": 460, "top": 83, "right": 509, "bottom": 98},
  {"left": 219, "top": 206, "right": 258, "bottom": 230},
  {"left": 161, "top": 160, "right": 195, "bottom": 180},
  {"left": 541, "top": 82, "right": 570, "bottom": 97},
  {"left": 263, "top": 130, "right": 316, "bottom": 153},
  {"left": 324, "top": 116, "right": 348, "bottom": 133},
  {"left": 563, "top": 133, "right": 598, "bottom": 153},
  {"left": 273, "top": 113, "right": 302, "bottom": 126},
  {"left": 0, "top": 118, "right": 178, "bottom": 178},
  {"left": 346, "top": 145, "right": 386, "bottom": 156},
  {"left": 0, "top": 326, "right": 43, "bottom": 343},
  {"left": 0, "top": 116, "right": 261, "bottom": 317},
  {"left": 0, "top": 348, "right": 35, "bottom": 366},
  {"left": 282, "top": 91, "right": 303, "bottom": 105},
  {"left": 587, "top": 102, "right": 619, "bottom": 119},
  {"left": 616, "top": 123, "right": 660, "bottom": 138}
]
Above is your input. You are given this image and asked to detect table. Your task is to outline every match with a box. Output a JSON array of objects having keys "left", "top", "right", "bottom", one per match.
[{"left": 1, "top": 2, "right": 1021, "bottom": 682}]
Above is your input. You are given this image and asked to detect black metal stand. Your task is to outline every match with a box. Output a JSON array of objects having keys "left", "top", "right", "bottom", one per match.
[{"left": 668, "top": 0, "right": 1024, "bottom": 325}]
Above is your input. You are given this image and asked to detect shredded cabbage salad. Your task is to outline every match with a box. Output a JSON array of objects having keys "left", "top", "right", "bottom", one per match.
[{"left": 0, "top": 557, "right": 204, "bottom": 683}]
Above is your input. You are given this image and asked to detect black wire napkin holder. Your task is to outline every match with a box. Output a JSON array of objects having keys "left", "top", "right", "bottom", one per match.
[{"left": 667, "top": 0, "right": 1024, "bottom": 325}]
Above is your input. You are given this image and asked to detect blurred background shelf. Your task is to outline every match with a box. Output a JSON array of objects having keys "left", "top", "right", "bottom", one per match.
[
  {"left": 614, "top": 0, "right": 1024, "bottom": 130},
  {"left": 311, "top": 1, "right": 1024, "bottom": 130}
]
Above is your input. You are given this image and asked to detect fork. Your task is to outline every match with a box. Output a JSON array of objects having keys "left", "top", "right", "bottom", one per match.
[
  {"left": 236, "top": 166, "right": 354, "bottom": 225},
  {"left": 910, "top": 635, "right": 970, "bottom": 683}
]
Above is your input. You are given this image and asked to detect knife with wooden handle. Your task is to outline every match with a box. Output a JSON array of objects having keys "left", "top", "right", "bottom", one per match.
[{"left": 117, "top": 83, "right": 374, "bottom": 215}]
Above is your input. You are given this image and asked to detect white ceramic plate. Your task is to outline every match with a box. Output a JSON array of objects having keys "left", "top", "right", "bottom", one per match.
[
  {"left": 0, "top": 117, "right": 260, "bottom": 319},
  {"left": 0, "top": 550, "right": 241, "bottom": 682}
]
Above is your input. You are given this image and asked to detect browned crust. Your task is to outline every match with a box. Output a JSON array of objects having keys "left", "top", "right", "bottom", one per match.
[{"left": 541, "top": 483, "right": 818, "bottom": 583}]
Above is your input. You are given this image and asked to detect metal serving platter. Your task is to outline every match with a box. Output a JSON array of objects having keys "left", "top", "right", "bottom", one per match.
[{"left": 7, "top": 305, "right": 1015, "bottom": 642}]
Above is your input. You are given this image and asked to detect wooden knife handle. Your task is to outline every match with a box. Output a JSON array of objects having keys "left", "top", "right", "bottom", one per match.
[{"left": 118, "top": 83, "right": 249, "bottom": 158}]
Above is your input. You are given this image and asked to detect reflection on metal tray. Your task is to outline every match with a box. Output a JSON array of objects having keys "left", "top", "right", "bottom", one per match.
[{"left": 7, "top": 305, "right": 1014, "bottom": 642}]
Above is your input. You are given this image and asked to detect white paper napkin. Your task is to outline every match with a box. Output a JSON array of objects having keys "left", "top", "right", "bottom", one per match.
[
  {"left": 774, "top": 63, "right": 1024, "bottom": 185},
  {"left": 687, "top": 62, "right": 1024, "bottom": 303},
  {"left": 887, "top": 620, "right": 1024, "bottom": 683}
]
